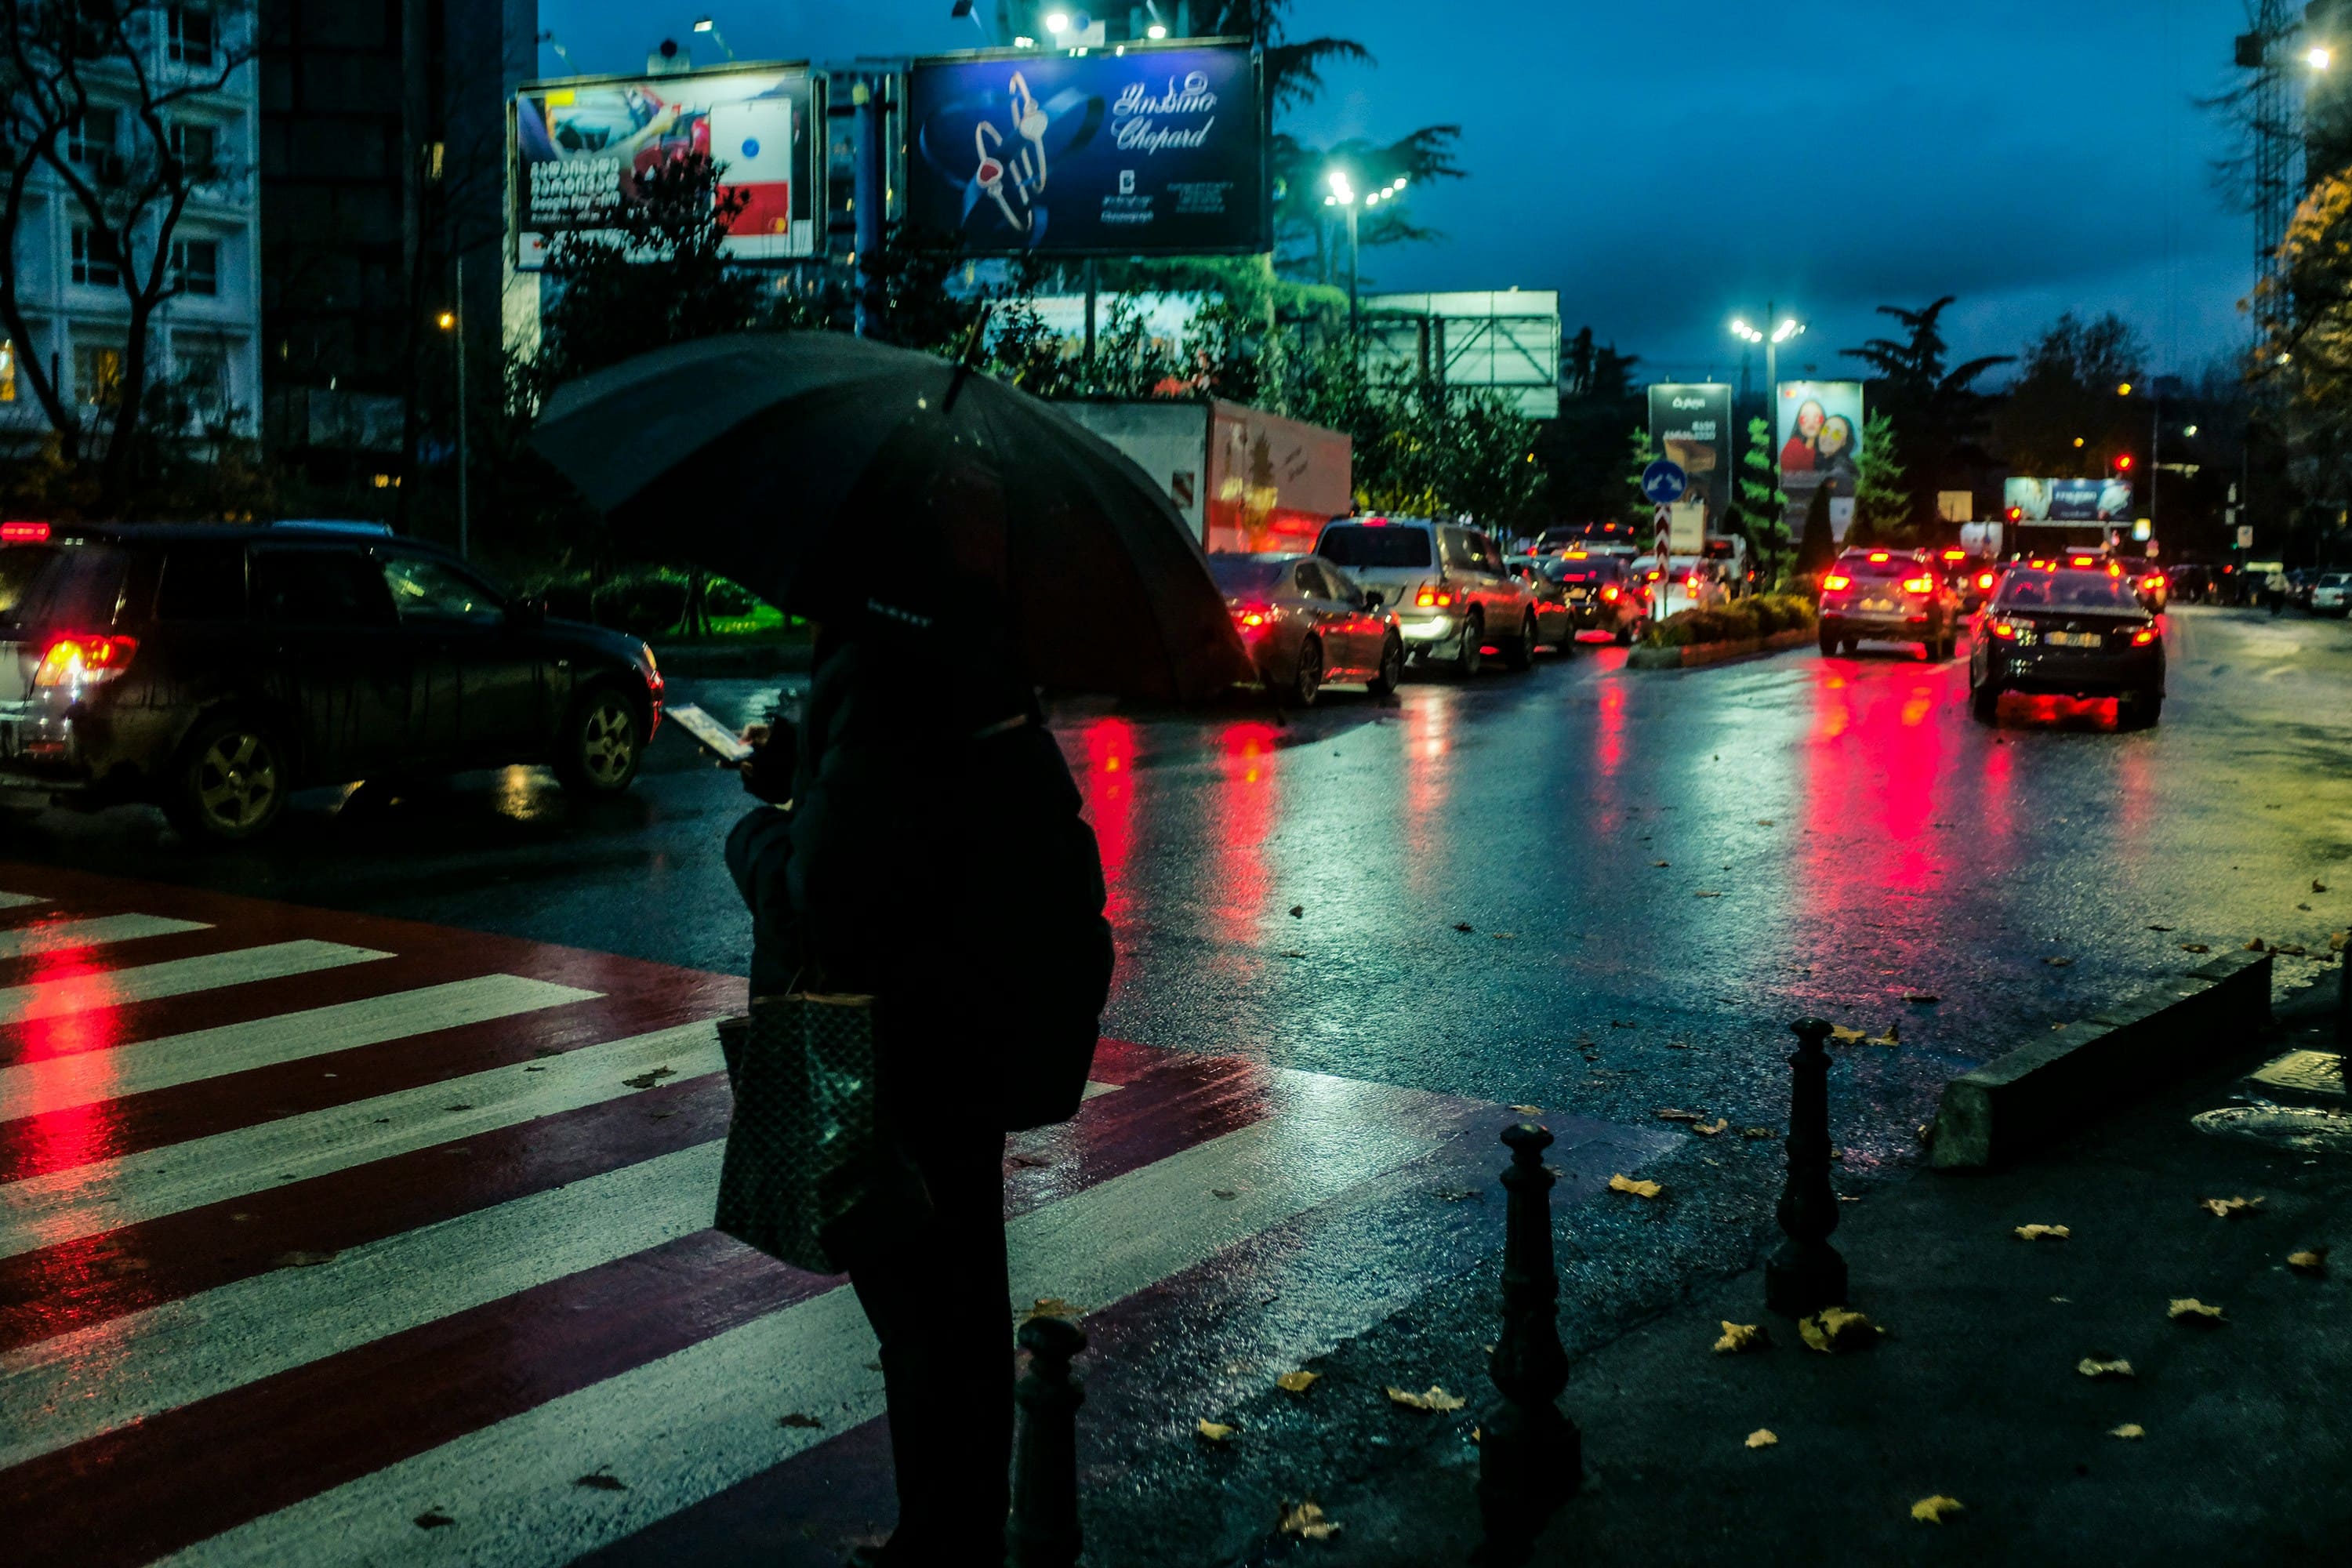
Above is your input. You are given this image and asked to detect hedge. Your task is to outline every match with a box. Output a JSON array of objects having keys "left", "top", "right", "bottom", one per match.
[{"left": 1642, "top": 593, "right": 1818, "bottom": 649}]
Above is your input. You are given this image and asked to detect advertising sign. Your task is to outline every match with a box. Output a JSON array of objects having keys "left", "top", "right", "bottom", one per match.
[
  {"left": 904, "top": 41, "right": 1268, "bottom": 256},
  {"left": 2002, "top": 477, "right": 2135, "bottom": 523},
  {"left": 1647, "top": 384, "right": 1734, "bottom": 523},
  {"left": 514, "top": 64, "right": 819, "bottom": 267},
  {"left": 1777, "top": 380, "right": 1864, "bottom": 536}
]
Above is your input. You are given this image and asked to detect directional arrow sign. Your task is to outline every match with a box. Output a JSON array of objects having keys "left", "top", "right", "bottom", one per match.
[{"left": 1640, "top": 460, "right": 1689, "bottom": 506}]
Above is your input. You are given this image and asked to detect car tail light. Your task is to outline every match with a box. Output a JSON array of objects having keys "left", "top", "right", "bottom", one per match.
[
  {"left": 1601, "top": 585, "right": 1621, "bottom": 602},
  {"left": 33, "top": 633, "right": 138, "bottom": 688},
  {"left": 1236, "top": 603, "right": 1275, "bottom": 633},
  {"left": 1686, "top": 572, "right": 1703, "bottom": 591},
  {"left": 1976, "top": 571, "right": 1994, "bottom": 591},
  {"left": 1414, "top": 583, "right": 1454, "bottom": 608},
  {"left": 1867, "top": 551, "right": 1890, "bottom": 562},
  {"left": 2131, "top": 626, "right": 2158, "bottom": 645},
  {"left": 1991, "top": 621, "right": 2018, "bottom": 640},
  {"left": 1820, "top": 573, "right": 1852, "bottom": 591},
  {"left": 2142, "top": 575, "right": 2162, "bottom": 590},
  {"left": 1902, "top": 575, "right": 1933, "bottom": 593},
  {"left": 1, "top": 520, "right": 50, "bottom": 543}
]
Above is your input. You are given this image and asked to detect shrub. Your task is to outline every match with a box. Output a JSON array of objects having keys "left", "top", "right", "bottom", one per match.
[
  {"left": 1642, "top": 593, "right": 1817, "bottom": 648},
  {"left": 593, "top": 573, "right": 691, "bottom": 637}
]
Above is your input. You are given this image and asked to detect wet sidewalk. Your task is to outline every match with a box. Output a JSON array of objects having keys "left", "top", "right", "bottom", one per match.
[{"left": 1290, "top": 987, "right": 2350, "bottom": 1566}]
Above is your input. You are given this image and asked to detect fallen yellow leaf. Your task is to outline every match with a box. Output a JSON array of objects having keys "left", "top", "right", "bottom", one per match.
[
  {"left": 1023, "top": 1298, "right": 1082, "bottom": 1322},
  {"left": 1385, "top": 1385, "right": 1468, "bottom": 1412},
  {"left": 1196, "top": 1419, "right": 1235, "bottom": 1443},
  {"left": 1694, "top": 890, "right": 1724, "bottom": 898},
  {"left": 1508, "top": 1103, "right": 1543, "bottom": 1115},
  {"left": 1607, "top": 1173, "right": 1664, "bottom": 1199},
  {"left": 1911, "top": 1495, "right": 1964, "bottom": 1524},
  {"left": 1864, "top": 1026, "right": 1900, "bottom": 1047},
  {"left": 2045, "top": 956, "right": 2074, "bottom": 967},
  {"left": 2245, "top": 938, "right": 2267, "bottom": 952},
  {"left": 2200, "top": 1196, "right": 2264, "bottom": 1218},
  {"left": 1653, "top": 1108, "right": 1701, "bottom": 1121},
  {"left": 1798, "top": 1307, "right": 1879, "bottom": 1353},
  {"left": 2109, "top": 1423, "right": 2146, "bottom": 1439},
  {"left": 2077, "top": 1357, "right": 2136, "bottom": 1379},
  {"left": 2330, "top": 931, "right": 2347, "bottom": 954},
  {"left": 1828, "top": 1025, "right": 1867, "bottom": 1044},
  {"left": 2013, "top": 1224, "right": 2072, "bottom": 1241},
  {"left": 1276, "top": 1370, "right": 1321, "bottom": 1394},
  {"left": 2288, "top": 1248, "right": 2330, "bottom": 1275},
  {"left": 2179, "top": 942, "right": 2211, "bottom": 953},
  {"left": 1713, "top": 1321, "right": 1769, "bottom": 1355},
  {"left": 1279, "top": 1501, "right": 1339, "bottom": 1541},
  {"left": 1693, "top": 1117, "right": 1730, "bottom": 1137},
  {"left": 2168, "top": 1297, "right": 2225, "bottom": 1324},
  {"left": 1744, "top": 1428, "right": 1778, "bottom": 1449},
  {"left": 1740, "top": 1127, "right": 1776, "bottom": 1140}
]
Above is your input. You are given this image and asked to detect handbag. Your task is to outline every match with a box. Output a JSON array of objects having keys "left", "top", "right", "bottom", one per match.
[{"left": 713, "top": 989, "right": 923, "bottom": 1275}]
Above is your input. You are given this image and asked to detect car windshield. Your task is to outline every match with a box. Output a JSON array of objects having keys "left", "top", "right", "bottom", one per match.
[
  {"left": 1546, "top": 558, "right": 1619, "bottom": 583},
  {"left": 2321, "top": 574, "right": 2351, "bottom": 586},
  {"left": 1997, "top": 570, "right": 2143, "bottom": 612},
  {"left": 0, "top": 544, "right": 132, "bottom": 627},
  {"left": 1840, "top": 555, "right": 1915, "bottom": 579},
  {"left": 1318, "top": 525, "right": 1433, "bottom": 569},
  {"left": 1206, "top": 556, "right": 1290, "bottom": 594}
]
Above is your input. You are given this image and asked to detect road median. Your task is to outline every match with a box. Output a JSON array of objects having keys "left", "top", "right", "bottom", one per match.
[{"left": 1625, "top": 626, "right": 1816, "bottom": 671}]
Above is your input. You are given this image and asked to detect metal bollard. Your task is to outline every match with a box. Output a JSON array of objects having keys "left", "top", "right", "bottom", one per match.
[
  {"left": 1766, "top": 1018, "right": 1848, "bottom": 1318},
  {"left": 1475, "top": 1122, "right": 1581, "bottom": 1566},
  {"left": 1004, "top": 1314, "right": 1086, "bottom": 1568}
]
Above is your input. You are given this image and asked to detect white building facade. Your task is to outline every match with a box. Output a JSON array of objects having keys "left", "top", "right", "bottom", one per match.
[{"left": 2, "top": 5, "right": 263, "bottom": 452}]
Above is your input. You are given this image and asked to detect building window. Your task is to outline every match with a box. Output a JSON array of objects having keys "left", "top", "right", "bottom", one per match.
[
  {"left": 175, "top": 339, "right": 231, "bottom": 412},
  {"left": 172, "top": 238, "right": 220, "bottom": 296},
  {"left": 169, "top": 5, "right": 216, "bottom": 68},
  {"left": 1, "top": 338, "right": 16, "bottom": 403},
  {"left": 70, "top": 226, "right": 118, "bottom": 288},
  {"left": 74, "top": 344, "right": 125, "bottom": 408},
  {"left": 169, "top": 122, "right": 219, "bottom": 175},
  {"left": 67, "top": 107, "right": 120, "bottom": 165}
]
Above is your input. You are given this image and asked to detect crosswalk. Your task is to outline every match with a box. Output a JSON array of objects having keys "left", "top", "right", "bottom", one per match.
[{"left": 0, "top": 866, "right": 1676, "bottom": 1566}]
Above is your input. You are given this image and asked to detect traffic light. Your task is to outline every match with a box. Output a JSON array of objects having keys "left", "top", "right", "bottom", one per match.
[
  {"left": 2113, "top": 452, "right": 2135, "bottom": 474},
  {"left": 2005, "top": 505, "right": 2024, "bottom": 523}
]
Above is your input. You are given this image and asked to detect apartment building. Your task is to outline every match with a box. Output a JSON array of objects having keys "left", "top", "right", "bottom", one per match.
[{"left": 1, "top": 4, "right": 263, "bottom": 448}]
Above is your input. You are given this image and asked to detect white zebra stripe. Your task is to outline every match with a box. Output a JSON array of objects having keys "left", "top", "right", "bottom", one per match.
[
  {"left": 0, "top": 913, "right": 209, "bottom": 961},
  {"left": 0, "top": 941, "right": 390, "bottom": 1029}
]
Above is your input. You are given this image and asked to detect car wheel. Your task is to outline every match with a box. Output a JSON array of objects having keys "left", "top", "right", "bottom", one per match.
[
  {"left": 1969, "top": 681, "right": 2001, "bottom": 724},
  {"left": 1367, "top": 633, "right": 1405, "bottom": 698},
  {"left": 165, "top": 713, "right": 289, "bottom": 843},
  {"left": 2122, "top": 689, "right": 2163, "bottom": 728},
  {"left": 1291, "top": 636, "right": 1324, "bottom": 707},
  {"left": 1614, "top": 619, "right": 1635, "bottom": 647},
  {"left": 1818, "top": 627, "right": 1839, "bottom": 657},
  {"left": 1926, "top": 634, "right": 1950, "bottom": 662},
  {"left": 1451, "top": 615, "right": 1485, "bottom": 677},
  {"left": 1504, "top": 613, "right": 1537, "bottom": 670},
  {"left": 554, "top": 686, "right": 644, "bottom": 796}
]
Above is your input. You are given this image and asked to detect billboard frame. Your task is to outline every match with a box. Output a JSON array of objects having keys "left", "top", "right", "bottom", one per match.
[
  {"left": 510, "top": 58, "right": 828, "bottom": 269},
  {"left": 898, "top": 36, "right": 1270, "bottom": 260}
]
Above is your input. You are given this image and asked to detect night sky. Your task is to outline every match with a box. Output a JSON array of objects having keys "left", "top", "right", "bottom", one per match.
[{"left": 540, "top": 1, "right": 2258, "bottom": 386}]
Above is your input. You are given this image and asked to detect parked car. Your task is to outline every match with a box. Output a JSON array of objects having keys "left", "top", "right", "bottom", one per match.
[
  {"left": 1816, "top": 547, "right": 1962, "bottom": 659},
  {"left": 1206, "top": 552, "right": 1404, "bottom": 705},
  {"left": 0, "top": 521, "right": 662, "bottom": 840},
  {"left": 2314, "top": 572, "right": 2352, "bottom": 615},
  {"left": 1315, "top": 517, "right": 1540, "bottom": 676},
  {"left": 2120, "top": 557, "right": 2170, "bottom": 612},
  {"left": 1970, "top": 561, "right": 2166, "bottom": 727},
  {"left": 1504, "top": 556, "right": 1581, "bottom": 652},
  {"left": 1534, "top": 551, "right": 1647, "bottom": 644}
]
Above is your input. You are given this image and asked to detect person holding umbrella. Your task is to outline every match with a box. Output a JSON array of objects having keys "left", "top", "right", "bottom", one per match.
[{"left": 532, "top": 330, "right": 1254, "bottom": 1562}]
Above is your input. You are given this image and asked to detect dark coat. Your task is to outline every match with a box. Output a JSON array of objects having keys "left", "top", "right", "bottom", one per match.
[{"left": 728, "top": 627, "right": 1113, "bottom": 1131}]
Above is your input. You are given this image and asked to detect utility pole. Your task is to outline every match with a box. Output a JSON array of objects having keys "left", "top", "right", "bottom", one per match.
[{"left": 452, "top": 255, "right": 470, "bottom": 560}]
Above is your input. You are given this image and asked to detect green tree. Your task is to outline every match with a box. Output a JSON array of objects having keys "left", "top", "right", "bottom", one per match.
[
  {"left": 2257, "top": 166, "right": 2352, "bottom": 519},
  {"left": 1533, "top": 329, "right": 1642, "bottom": 527},
  {"left": 1795, "top": 482, "right": 1836, "bottom": 573},
  {"left": 1619, "top": 427, "right": 1661, "bottom": 525},
  {"left": 1841, "top": 297, "right": 2009, "bottom": 528},
  {"left": 1992, "top": 310, "right": 2148, "bottom": 477},
  {"left": 1854, "top": 408, "right": 1910, "bottom": 543},
  {"left": 1730, "top": 417, "right": 1791, "bottom": 581}
]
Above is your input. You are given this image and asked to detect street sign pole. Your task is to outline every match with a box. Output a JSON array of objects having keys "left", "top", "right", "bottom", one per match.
[
  {"left": 1640, "top": 459, "right": 1689, "bottom": 626},
  {"left": 1654, "top": 505, "right": 1674, "bottom": 621}
]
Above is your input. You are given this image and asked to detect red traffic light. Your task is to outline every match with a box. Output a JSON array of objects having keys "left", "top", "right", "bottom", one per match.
[
  {"left": 2114, "top": 452, "right": 2135, "bottom": 473},
  {"left": 2004, "top": 506, "right": 2023, "bottom": 522}
]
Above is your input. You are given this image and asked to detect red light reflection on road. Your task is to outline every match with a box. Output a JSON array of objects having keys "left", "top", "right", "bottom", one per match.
[
  {"left": 5, "top": 950, "right": 127, "bottom": 1250},
  {"left": 1077, "top": 717, "right": 1138, "bottom": 927},
  {"left": 1213, "top": 722, "right": 1283, "bottom": 948},
  {"left": 1802, "top": 673, "right": 1949, "bottom": 912},
  {"left": 1595, "top": 679, "right": 1626, "bottom": 777},
  {"left": 1401, "top": 697, "right": 1451, "bottom": 884}
]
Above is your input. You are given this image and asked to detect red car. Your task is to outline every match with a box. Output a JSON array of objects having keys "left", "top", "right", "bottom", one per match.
[{"left": 1207, "top": 553, "right": 1405, "bottom": 706}]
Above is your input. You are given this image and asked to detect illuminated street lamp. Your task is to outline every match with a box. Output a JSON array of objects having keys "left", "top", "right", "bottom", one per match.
[
  {"left": 1326, "top": 168, "right": 1361, "bottom": 334},
  {"left": 2311, "top": 44, "right": 2334, "bottom": 71},
  {"left": 692, "top": 16, "right": 735, "bottom": 60},
  {"left": 437, "top": 295, "right": 469, "bottom": 559},
  {"left": 1729, "top": 303, "right": 1807, "bottom": 487}
]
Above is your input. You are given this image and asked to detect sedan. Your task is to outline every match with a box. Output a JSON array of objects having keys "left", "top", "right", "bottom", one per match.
[
  {"left": 1970, "top": 563, "right": 2166, "bottom": 727},
  {"left": 2312, "top": 572, "right": 2350, "bottom": 616},
  {"left": 1537, "top": 552, "right": 1647, "bottom": 644},
  {"left": 1207, "top": 553, "right": 1404, "bottom": 706},
  {"left": 1817, "top": 549, "right": 1962, "bottom": 659},
  {"left": 1505, "top": 556, "right": 1581, "bottom": 652}
]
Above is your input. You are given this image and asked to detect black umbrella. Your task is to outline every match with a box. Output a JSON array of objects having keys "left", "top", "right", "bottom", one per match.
[{"left": 528, "top": 331, "right": 1255, "bottom": 704}]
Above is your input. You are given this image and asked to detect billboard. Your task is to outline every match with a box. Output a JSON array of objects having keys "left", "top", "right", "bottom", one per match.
[
  {"left": 1777, "top": 380, "right": 1864, "bottom": 537},
  {"left": 903, "top": 41, "right": 1268, "bottom": 256},
  {"left": 2003, "top": 477, "right": 2136, "bottom": 523},
  {"left": 1647, "top": 383, "right": 1734, "bottom": 522},
  {"left": 1364, "top": 292, "right": 1562, "bottom": 419},
  {"left": 514, "top": 64, "right": 819, "bottom": 267}
]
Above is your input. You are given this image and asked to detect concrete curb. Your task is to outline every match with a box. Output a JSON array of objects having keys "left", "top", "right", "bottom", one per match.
[
  {"left": 651, "top": 641, "right": 815, "bottom": 678},
  {"left": 1624, "top": 626, "right": 1815, "bottom": 670},
  {"left": 1930, "top": 949, "right": 2275, "bottom": 1170}
]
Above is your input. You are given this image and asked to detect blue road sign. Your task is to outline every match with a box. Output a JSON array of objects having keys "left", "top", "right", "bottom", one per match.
[{"left": 1641, "top": 460, "right": 1689, "bottom": 506}]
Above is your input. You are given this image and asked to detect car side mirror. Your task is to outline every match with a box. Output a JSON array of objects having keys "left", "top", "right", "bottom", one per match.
[
  {"left": 1363, "top": 590, "right": 1385, "bottom": 611},
  {"left": 507, "top": 594, "right": 548, "bottom": 629}
]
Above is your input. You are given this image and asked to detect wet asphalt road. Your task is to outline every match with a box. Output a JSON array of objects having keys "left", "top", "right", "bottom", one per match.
[
  {"left": 7, "top": 604, "right": 2350, "bottom": 1563},
  {"left": 13, "top": 604, "right": 2347, "bottom": 1181}
]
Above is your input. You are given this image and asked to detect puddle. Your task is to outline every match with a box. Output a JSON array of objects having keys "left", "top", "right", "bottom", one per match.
[
  {"left": 2247, "top": 1049, "right": 2346, "bottom": 1099},
  {"left": 2190, "top": 1102, "right": 2352, "bottom": 1153}
]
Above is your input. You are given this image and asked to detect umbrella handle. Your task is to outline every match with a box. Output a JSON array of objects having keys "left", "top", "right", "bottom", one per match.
[{"left": 943, "top": 303, "right": 993, "bottom": 413}]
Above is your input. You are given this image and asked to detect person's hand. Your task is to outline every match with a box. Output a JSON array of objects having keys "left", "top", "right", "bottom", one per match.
[{"left": 739, "top": 719, "right": 795, "bottom": 805}]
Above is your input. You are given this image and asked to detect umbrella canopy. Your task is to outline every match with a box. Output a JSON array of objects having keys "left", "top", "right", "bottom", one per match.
[{"left": 529, "top": 331, "right": 1256, "bottom": 703}]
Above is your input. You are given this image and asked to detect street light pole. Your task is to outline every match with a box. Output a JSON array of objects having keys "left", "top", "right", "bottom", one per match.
[
  {"left": 448, "top": 257, "right": 469, "bottom": 561},
  {"left": 1346, "top": 200, "right": 1359, "bottom": 336}
]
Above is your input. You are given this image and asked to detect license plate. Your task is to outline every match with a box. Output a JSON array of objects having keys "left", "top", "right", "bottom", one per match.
[
  {"left": 1859, "top": 597, "right": 1894, "bottom": 613},
  {"left": 2045, "top": 631, "right": 2103, "bottom": 648}
]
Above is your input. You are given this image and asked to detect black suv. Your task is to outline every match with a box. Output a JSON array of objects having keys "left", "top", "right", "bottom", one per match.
[{"left": 0, "top": 521, "right": 662, "bottom": 840}]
